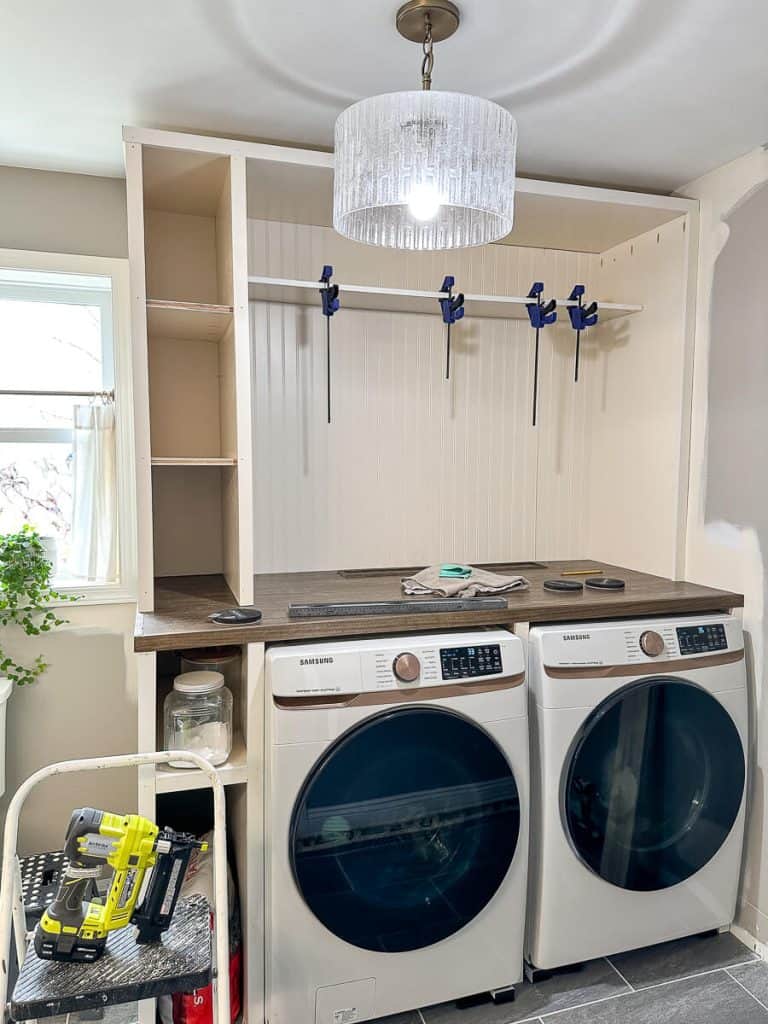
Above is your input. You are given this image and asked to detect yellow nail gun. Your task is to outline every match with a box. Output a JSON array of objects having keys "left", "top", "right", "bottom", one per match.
[{"left": 34, "top": 807, "right": 207, "bottom": 963}]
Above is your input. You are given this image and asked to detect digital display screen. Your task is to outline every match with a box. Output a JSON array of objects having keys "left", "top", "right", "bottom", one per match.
[
  {"left": 676, "top": 623, "right": 727, "bottom": 654},
  {"left": 440, "top": 644, "right": 503, "bottom": 680}
]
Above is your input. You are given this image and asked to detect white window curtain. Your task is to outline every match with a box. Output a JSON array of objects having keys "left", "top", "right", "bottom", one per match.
[{"left": 70, "top": 403, "right": 118, "bottom": 581}]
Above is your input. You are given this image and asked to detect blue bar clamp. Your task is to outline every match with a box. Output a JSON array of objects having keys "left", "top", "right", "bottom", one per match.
[
  {"left": 319, "top": 265, "right": 340, "bottom": 423},
  {"left": 439, "top": 275, "right": 465, "bottom": 380},
  {"left": 567, "top": 285, "right": 598, "bottom": 382},
  {"left": 525, "top": 282, "right": 557, "bottom": 426}
]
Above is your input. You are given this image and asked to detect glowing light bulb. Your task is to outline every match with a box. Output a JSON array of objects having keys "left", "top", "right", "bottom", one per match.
[{"left": 407, "top": 183, "right": 442, "bottom": 222}]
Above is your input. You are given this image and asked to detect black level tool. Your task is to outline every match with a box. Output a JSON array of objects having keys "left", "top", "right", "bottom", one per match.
[{"left": 288, "top": 597, "right": 508, "bottom": 618}]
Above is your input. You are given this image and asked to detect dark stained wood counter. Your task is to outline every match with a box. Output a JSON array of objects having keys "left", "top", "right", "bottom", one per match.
[{"left": 134, "top": 560, "right": 743, "bottom": 652}]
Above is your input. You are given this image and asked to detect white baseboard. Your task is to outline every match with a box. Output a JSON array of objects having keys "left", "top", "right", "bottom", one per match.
[{"left": 731, "top": 921, "right": 768, "bottom": 960}]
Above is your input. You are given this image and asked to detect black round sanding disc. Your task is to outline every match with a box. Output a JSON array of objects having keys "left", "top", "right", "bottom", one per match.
[
  {"left": 585, "top": 577, "right": 625, "bottom": 591},
  {"left": 544, "top": 579, "right": 584, "bottom": 593},
  {"left": 209, "top": 606, "right": 263, "bottom": 624}
]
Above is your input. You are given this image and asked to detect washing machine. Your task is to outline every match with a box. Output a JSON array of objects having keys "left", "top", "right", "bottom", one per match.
[
  {"left": 526, "top": 614, "right": 747, "bottom": 971},
  {"left": 266, "top": 629, "right": 529, "bottom": 1024}
]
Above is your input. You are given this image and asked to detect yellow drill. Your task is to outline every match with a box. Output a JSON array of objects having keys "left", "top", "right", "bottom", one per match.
[{"left": 34, "top": 807, "right": 206, "bottom": 963}]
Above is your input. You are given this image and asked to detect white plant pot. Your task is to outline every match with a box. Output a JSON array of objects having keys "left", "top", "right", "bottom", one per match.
[
  {"left": 0, "top": 678, "right": 12, "bottom": 798},
  {"left": 40, "top": 536, "right": 58, "bottom": 576}
]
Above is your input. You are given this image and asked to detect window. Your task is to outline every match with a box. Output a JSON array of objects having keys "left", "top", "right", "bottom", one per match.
[{"left": 0, "top": 251, "right": 136, "bottom": 601}]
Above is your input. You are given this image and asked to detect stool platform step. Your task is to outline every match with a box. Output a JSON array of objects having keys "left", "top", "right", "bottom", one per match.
[{"left": 10, "top": 894, "right": 211, "bottom": 1021}]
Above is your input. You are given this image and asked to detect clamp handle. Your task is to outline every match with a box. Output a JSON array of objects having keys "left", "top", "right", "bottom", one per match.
[
  {"left": 439, "top": 275, "right": 465, "bottom": 325},
  {"left": 567, "top": 284, "right": 598, "bottom": 382},
  {"left": 525, "top": 282, "right": 556, "bottom": 427},
  {"left": 319, "top": 266, "right": 339, "bottom": 423},
  {"left": 526, "top": 282, "right": 557, "bottom": 327},
  {"left": 319, "top": 265, "right": 340, "bottom": 317},
  {"left": 567, "top": 284, "right": 598, "bottom": 330},
  {"left": 440, "top": 276, "right": 465, "bottom": 380}
]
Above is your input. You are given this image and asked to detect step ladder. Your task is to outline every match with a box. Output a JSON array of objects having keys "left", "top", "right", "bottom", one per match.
[{"left": 0, "top": 752, "right": 230, "bottom": 1024}]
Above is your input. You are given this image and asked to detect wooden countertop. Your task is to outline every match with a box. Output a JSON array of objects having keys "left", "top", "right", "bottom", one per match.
[{"left": 134, "top": 560, "right": 743, "bottom": 652}]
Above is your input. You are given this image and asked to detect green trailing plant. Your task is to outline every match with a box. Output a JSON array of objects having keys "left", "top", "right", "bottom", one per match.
[{"left": 0, "top": 525, "right": 79, "bottom": 686}]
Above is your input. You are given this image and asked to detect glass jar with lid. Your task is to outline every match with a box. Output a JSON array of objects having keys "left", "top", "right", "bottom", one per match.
[
  {"left": 164, "top": 670, "right": 233, "bottom": 768},
  {"left": 179, "top": 647, "right": 241, "bottom": 690}
]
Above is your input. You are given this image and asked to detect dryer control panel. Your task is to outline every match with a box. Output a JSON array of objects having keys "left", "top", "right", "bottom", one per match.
[
  {"left": 677, "top": 623, "right": 728, "bottom": 654},
  {"left": 533, "top": 614, "right": 742, "bottom": 671}
]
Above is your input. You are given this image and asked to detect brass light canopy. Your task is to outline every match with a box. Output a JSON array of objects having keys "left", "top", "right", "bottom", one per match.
[{"left": 396, "top": 0, "right": 460, "bottom": 43}]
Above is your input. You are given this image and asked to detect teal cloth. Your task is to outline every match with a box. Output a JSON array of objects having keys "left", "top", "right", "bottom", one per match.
[{"left": 439, "top": 563, "right": 472, "bottom": 579}]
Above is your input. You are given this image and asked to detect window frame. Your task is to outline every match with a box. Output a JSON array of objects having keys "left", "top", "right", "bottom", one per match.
[{"left": 0, "top": 248, "right": 137, "bottom": 605}]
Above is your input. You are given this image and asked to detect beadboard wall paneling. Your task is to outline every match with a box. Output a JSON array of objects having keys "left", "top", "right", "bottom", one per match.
[
  {"left": 532, "top": 248, "right": 600, "bottom": 560},
  {"left": 248, "top": 220, "right": 598, "bottom": 573},
  {"left": 583, "top": 216, "right": 692, "bottom": 577},
  {"left": 247, "top": 219, "right": 595, "bottom": 296}
]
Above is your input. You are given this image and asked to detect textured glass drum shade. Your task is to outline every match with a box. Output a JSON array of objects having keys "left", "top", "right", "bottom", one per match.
[{"left": 334, "top": 90, "right": 517, "bottom": 250}]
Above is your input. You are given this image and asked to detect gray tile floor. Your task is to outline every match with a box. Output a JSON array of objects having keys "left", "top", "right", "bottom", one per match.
[{"left": 374, "top": 932, "right": 767, "bottom": 1024}]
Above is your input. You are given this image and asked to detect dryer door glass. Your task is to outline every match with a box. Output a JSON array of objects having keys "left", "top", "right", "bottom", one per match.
[
  {"left": 564, "top": 678, "right": 744, "bottom": 891},
  {"left": 290, "top": 706, "right": 520, "bottom": 951}
]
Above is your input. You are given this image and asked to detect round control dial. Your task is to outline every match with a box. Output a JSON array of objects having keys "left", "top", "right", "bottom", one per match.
[
  {"left": 639, "top": 630, "right": 665, "bottom": 657},
  {"left": 393, "top": 652, "right": 421, "bottom": 682}
]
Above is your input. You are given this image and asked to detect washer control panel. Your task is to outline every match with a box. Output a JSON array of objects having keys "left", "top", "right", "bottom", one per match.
[
  {"left": 440, "top": 644, "right": 503, "bottom": 680},
  {"left": 676, "top": 622, "right": 728, "bottom": 654}
]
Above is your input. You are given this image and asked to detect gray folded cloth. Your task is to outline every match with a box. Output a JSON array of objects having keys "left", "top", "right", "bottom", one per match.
[{"left": 401, "top": 565, "right": 530, "bottom": 598}]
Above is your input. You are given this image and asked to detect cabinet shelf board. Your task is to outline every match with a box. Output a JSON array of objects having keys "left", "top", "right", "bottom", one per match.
[
  {"left": 147, "top": 299, "right": 233, "bottom": 342},
  {"left": 247, "top": 276, "right": 642, "bottom": 322},
  {"left": 151, "top": 457, "right": 238, "bottom": 467},
  {"left": 155, "top": 732, "right": 247, "bottom": 793}
]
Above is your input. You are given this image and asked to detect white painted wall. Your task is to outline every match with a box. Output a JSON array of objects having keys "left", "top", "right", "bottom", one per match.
[
  {"left": 680, "top": 146, "right": 768, "bottom": 942},
  {"left": 0, "top": 604, "right": 138, "bottom": 856},
  {"left": 0, "top": 166, "right": 136, "bottom": 853},
  {"left": 0, "top": 165, "right": 127, "bottom": 257}
]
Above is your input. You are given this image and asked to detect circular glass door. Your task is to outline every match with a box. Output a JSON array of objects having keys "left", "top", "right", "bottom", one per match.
[
  {"left": 290, "top": 706, "right": 520, "bottom": 952},
  {"left": 564, "top": 678, "right": 744, "bottom": 892}
]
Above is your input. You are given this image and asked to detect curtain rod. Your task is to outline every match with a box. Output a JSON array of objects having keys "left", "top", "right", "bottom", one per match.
[{"left": 0, "top": 388, "right": 114, "bottom": 399}]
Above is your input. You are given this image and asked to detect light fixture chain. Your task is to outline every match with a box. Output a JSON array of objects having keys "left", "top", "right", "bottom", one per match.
[{"left": 421, "top": 15, "right": 434, "bottom": 90}]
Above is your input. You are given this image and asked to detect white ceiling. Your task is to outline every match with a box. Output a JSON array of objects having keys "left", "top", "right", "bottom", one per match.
[{"left": 4, "top": 0, "right": 768, "bottom": 190}]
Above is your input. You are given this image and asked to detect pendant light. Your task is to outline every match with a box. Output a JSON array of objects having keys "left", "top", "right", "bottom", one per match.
[{"left": 333, "top": 0, "right": 518, "bottom": 251}]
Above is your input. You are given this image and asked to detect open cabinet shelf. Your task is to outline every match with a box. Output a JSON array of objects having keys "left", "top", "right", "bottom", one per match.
[
  {"left": 133, "top": 142, "right": 249, "bottom": 599},
  {"left": 247, "top": 275, "right": 642, "bottom": 322}
]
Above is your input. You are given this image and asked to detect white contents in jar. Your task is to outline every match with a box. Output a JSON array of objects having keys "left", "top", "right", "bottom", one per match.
[{"left": 168, "top": 721, "right": 230, "bottom": 767}]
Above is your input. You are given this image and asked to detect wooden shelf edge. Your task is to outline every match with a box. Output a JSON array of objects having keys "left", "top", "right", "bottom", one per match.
[
  {"left": 155, "top": 733, "right": 247, "bottom": 793},
  {"left": 147, "top": 298, "right": 234, "bottom": 315},
  {"left": 151, "top": 457, "right": 238, "bottom": 467},
  {"left": 247, "top": 275, "right": 643, "bottom": 322},
  {"left": 146, "top": 299, "right": 235, "bottom": 343}
]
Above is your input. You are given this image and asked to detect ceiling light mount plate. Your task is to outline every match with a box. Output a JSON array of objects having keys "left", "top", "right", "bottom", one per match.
[{"left": 396, "top": 0, "right": 460, "bottom": 43}]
